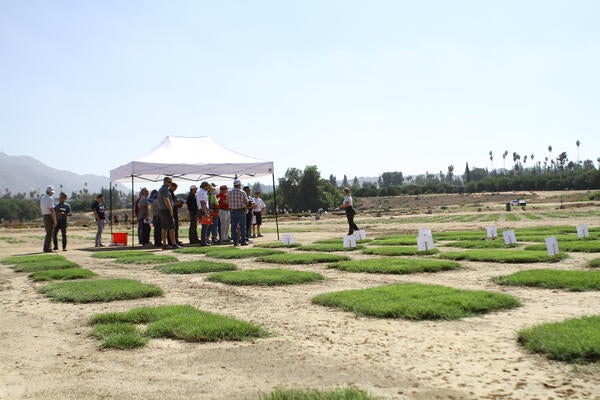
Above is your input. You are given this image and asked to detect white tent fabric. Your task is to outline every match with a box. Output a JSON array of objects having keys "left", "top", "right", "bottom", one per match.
[{"left": 110, "top": 136, "right": 274, "bottom": 182}]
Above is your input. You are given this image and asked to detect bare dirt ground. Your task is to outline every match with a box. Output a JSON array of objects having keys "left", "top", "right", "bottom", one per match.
[{"left": 1, "top": 192, "right": 599, "bottom": 400}]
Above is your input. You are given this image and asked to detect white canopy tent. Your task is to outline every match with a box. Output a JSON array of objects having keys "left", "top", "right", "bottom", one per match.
[{"left": 109, "top": 136, "right": 279, "bottom": 244}]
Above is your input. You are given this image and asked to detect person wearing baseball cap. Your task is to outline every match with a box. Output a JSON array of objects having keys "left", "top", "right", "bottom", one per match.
[
  {"left": 217, "top": 185, "right": 230, "bottom": 242},
  {"left": 186, "top": 185, "right": 200, "bottom": 244},
  {"left": 40, "top": 185, "right": 57, "bottom": 252},
  {"left": 228, "top": 179, "right": 249, "bottom": 246}
]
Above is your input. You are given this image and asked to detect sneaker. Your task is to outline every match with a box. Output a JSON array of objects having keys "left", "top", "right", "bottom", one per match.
[
  {"left": 233, "top": 243, "right": 239, "bottom": 247},
  {"left": 63, "top": 248, "right": 67, "bottom": 251},
  {"left": 257, "top": 234, "right": 263, "bottom": 237},
  {"left": 53, "top": 247, "right": 58, "bottom": 251},
  {"left": 240, "top": 242, "right": 248, "bottom": 246},
  {"left": 174, "top": 244, "right": 183, "bottom": 249}
]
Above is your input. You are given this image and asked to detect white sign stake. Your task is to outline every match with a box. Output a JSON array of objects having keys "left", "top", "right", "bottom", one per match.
[
  {"left": 343, "top": 235, "right": 357, "bottom": 248},
  {"left": 417, "top": 228, "right": 434, "bottom": 251},
  {"left": 503, "top": 230, "right": 517, "bottom": 245},
  {"left": 576, "top": 224, "right": 589, "bottom": 239},
  {"left": 545, "top": 237, "right": 560, "bottom": 256},
  {"left": 282, "top": 234, "right": 295, "bottom": 245},
  {"left": 486, "top": 226, "right": 498, "bottom": 239},
  {"left": 354, "top": 230, "right": 366, "bottom": 240}
]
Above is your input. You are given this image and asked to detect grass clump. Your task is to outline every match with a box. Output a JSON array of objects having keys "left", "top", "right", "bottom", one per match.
[
  {"left": 90, "top": 305, "right": 267, "bottom": 349},
  {"left": 493, "top": 269, "right": 600, "bottom": 291},
  {"left": 2, "top": 254, "right": 68, "bottom": 264},
  {"left": 39, "top": 278, "right": 163, "bottom": 303},
  {"left": 91, "top": 250, "right": 154, "bottom": 259},
  {"left": 29, "top": 268, "right": 95, "bottom": 281},
  {"left": 439, "top": 249, "right": 566, "bottom": 263},
  {"left": 297, "top": 243, "right": 364, "bottom": 252},
  {"left": 0, "top": 237, "right": 24, "bottom": 244},
  {"left": 518, "top": 315, "right": 600, "bottom": 363},
  {"left": 525, "top": 241, "right": 600, "bottom": 253},
  {"left": 207, "top": 269, "right": 325, "bottom": 286},
  {"left": 444, "top": 240, "right": 516, "bottom": 249},
  {"left": 113, "top": 254, "right": 178, "bottom": 264},
  {"left": 92, "top": 322, "right": 148, "bottom": 349},
  {"left": 328, "top": 258, "right": 460, "bottom": 274},
  {"left": 260, "top": 387, "right": 378, "bottom": 400},
  {"left": 254, "top": 241, "right": 301, "bottom": 248},
  {"left": 313, "top": 238, "right": 373, "bottom": 245},
  {"left": 204, "top": 248, "right": 284, "bottom": 259},
  {"left": 312, "top": 283, "right": 520, "bottom": 320},
  {"left": 11, "top": 259, "right": 80, "bottom": 272},
  {"left": 362, "top": 246, "right": 438, "bottom": 256},
  {"left": 155, "top": 260, "right": 236, "bottom": 274},
  {"left": 433, "top": 231, "right": 487, "bottom": 241},
  {"left": 588, "top": 259, "right": 600, "bottom": 268},
  {"left": 257, "top": 253, "right": 350, "bottom": 264},
  {"left": 173, "top": 246, "right": 213, "bottom": 254}
]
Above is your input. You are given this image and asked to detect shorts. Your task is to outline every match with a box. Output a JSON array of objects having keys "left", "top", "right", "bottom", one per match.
[
  {"left": 254, "top": 212, "right": 262, "bottom": 226},
  {"left": 158, "top": 209, "right": 175, "bottom": 229}
]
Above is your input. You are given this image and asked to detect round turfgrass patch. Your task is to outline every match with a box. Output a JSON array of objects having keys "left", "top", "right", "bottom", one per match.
[
  {"left": 2, "top": 254, "right": 67, "bottom": 264},
  {"left": 440, "top": 249, "right": 566, "bottom": 263},
  {"left": 155, "top": 260, "right": 237, "bottom": 274},
  {"left": 518, "top": 315, "right": 600, "bottom": 363},
  {"left": 91, "top": 250, "right": 154, "bottom": 259},
  {"left": 173, "top": 246, "right": 213, "bottom": 254},
  {"left": 525, "top": 241, "right": 600, "bottom": 253},
  {"left": 493, "top": 269, "right": 600, "bottom": 291},
  {"left": 297, "top": 243, "right": 365, "bottom": 252},
  {"left": 588, "top": 258, "right": 600, "bottom": 268},
  {"left": 257, "top": 253, "right": 350, "bottom": 264},
  {"left": 113, "top": 254, "right": 178, "bottom": 264},
  {"left": 312, "top": 283, "right": 521, "bottom": 320},
  {"left": 90, "top": 305, "right": 267, "bottom": 349},
  {"left": 328, "top": 258, "right": 460, "bottom": 274},
  {"left": 29, "top": 268, "right": 96, "bottom": 282},
  {"left": 204, "top": 248, "right": 284, "bottom": 259},
  {"left": 362, "top": 246, "right": 439, "bottom": 256},
  {"left": 39, "top": 278, "right": 163, "bottom": 303},
  {"left": 207, "top": 269, "right": 325, "bottom": 286}
]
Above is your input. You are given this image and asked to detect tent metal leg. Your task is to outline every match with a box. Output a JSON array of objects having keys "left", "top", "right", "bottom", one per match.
[
  {"left": 272, "top": 173, "right": 280, "bottom": 240},
  {"left": 109, "top": 181, "right": 113, "bottom": 237},
  {"left": 131, "top": 175, "right": 134, "bottom": 248}
]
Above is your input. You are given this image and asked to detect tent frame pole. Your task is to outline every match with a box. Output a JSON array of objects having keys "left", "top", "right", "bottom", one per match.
[
  {"left": 131, "top": 175, "right": 135, "bottom": 248},
  {"left": 271, "top": 172, "right": 280, "bottom": 240},
  {"left": 109, "top": 181, "right": 113, "bottom": 237}
]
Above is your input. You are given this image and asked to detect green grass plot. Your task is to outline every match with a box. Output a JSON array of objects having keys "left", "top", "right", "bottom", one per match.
[
  {"left": 203, "top": 248, "right": 284, "bottom": 259},
  {"left": 362, "top": 246, "right": 439, "bottom": 256},
  {"left": 518, "top": 315, "right": 600, "bottom": 363},
  {"left": 207, "top": 268, "right": 325, "bottom": 286},
  {"left": 588, "top": 259, "right": 600, "bottom": 268},
  {"left": 254, "top": 241, "right": 301, "bottom": 248},
  {"left": 440, "top": 249, "right": 566, "bottom": 263},
  {"left": 525, "top": 241, "right": 600, "bottom": 253},
  {"left": 155, "top": 260, "right": 237, "bottom": 274},
  {"left": 328, "top": 257, "right": 460, "bottom": 274},
  {"left": 312, "top": 283, "right": 520, "bottom": 320},
  {"left": 444, "top": 240, "right": 516, "bottom": 249},
  {"left": 297, "top": 243, "right": 365, "bottom": 252},
  {"left": 91, "top": 250, "right": 155, "bottom": 259},
  {"left": 257, "top": 253, "right": 350, "bottom": 264},
  {"left": 493, "top": 269, "right": 600, "bottom": 291},
  {"left": 39, "top": 278, "right": 163, "bottom": 303},
  {"left": 113, "top": 254, "right": 178, "bottom": 264},
  {"left": 29, "top": 268, "right": 96, "bottom": 282}
]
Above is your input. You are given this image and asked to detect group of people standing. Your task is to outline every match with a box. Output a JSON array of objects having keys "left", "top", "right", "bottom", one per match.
[
  {"left": 137, "top": 177, "right": 266, "bottom": 249},
  {"left": 40, "top": 186, "right": 73, "bottom": 252}
]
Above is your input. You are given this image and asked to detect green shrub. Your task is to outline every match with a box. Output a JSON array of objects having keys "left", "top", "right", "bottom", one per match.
[
  {"left": 39, "top": 279, "right": 163, "bottom": 303},
  {"left": 257, "top": 253, "right": 350, "bottom": 264},
  {"left": 207, "top": 269, "right": 325, "bottom": 285},
  {"left": 312, "top": 283, "right": 520, "bottom": 320},
  {"left": 493, "top": 269, "right": 600, "bottom": 291},
  {"left": 155, "top": 260, "right": 236, "bottom": 274},
  {"left": 440, "top": 249, "right": 566, "bottom": 263},
  {"left": 328, "top": 258, "right": 460, "bottom": 274},
  {"left": 29, "top": 268, "right": 95, "bottom": 281},
  {"left": 518, "top": 315, "right": 600, "bottom": 363}
]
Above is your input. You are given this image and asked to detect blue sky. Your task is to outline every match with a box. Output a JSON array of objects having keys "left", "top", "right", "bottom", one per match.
[{"left": 1, "top": 0, "right": 599, "bottom": 183}]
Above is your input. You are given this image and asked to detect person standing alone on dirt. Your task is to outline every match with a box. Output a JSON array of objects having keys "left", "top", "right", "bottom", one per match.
[
  {"left": 53, "top": 192, "right": 72, "bottom": 251},
  {"left": 40, "top": 185, "right": 57, "bottom": 253},
  {"left": 92, "top": 194, "right": 106, "bottom": 247},
  {"left": 340, "top": 187, "right": 359, "bottom": 235}
]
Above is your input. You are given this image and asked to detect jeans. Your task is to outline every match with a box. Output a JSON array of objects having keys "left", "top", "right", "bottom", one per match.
[
  {"left": 96, "top": 219, "right": 105, "bottom": 245},
  {"left": 230, "top": 209, "right": 246, "bottom": 244},
  {"left": 209, "top": 215, "right": 219, "bottom": 241},
  {"left": 53, "top": 219, "right": 67, "bottom": 250},
  {"left": 138, "top": 219, "right": 150, "bottom": 244},
  {"left": 219, "top": 209, "right": 230, "bottom": 240},
  {"left": 188, "top": 211, "right": 199, "bottom": 243},
  {"left": 153, "top": 215, "right": 161, "bottom": 246}
]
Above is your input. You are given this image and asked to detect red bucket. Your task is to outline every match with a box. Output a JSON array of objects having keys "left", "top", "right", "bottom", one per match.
[{"left": 112, "top": 232, "right": 128, "bottom": 246}]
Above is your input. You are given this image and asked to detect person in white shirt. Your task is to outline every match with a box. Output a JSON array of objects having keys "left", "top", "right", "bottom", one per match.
[
  {"left": 196, "top": 181, "right": 210, "bottom": 246},
  {"left": 251, "top": 191, "right": 266, "bottom": 238},
  {"left": 40, "top": 185, "right": 57, "bottom": 252}
]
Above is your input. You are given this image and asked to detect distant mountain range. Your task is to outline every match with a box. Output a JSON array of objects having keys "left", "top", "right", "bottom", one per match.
[{"left": 0, "top": 152, "right": 123, "bottom": 197}]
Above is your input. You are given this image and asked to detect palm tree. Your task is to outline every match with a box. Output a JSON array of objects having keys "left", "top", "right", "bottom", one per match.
[
  {"left": 502, "top": 150, "right": 508, "bottom": 172},
  {"left": 489, "top": 150, "right": 494, "bottom": 172},
  {"left": 576, "top": 140, "right": 581, "bottom": 164},
  {"left": 530, "top": 154, "right": 535, "bottom": 172},
  {"left": 548, "top": 145, "right": 553, "bottom": 171}
]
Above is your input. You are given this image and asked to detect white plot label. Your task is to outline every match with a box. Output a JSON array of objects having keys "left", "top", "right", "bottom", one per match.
[
  {"left": 503, "top": 230, "right": 517, "bottom": 245},
  {"left": 545, "top": 236, "right": 560, "bottom": 256},
  {"left": 282, "top": 234, "right": 295, "bottom": 245},
  {"left": 417, "top": 228, "right": 435, "bottom": 251},
  {"left": 343, "top": 235, "right": 357, "bottom": 248},
  {"left": 486, "top": 226, "right": 498, "bottom": 239},
  {"left": 576, "top": 224, "right": 589, "bottom": 238},
  {"left": 354, "top": 230, "right": 367, "bottom": 240}
]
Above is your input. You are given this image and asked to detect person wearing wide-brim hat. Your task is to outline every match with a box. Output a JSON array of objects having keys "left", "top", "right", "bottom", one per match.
[{"left": 340, "top": 187, "right": 359, "bottom": 235}]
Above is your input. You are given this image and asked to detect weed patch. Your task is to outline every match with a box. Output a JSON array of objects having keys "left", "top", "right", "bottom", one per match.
[
  {"left": 328, "top": 258, "right": 460, "bottom": 274},
  {"left": 257, "top": 253, "right": 350, "bottom": 264},
  {"left": 312, "top": 283, "right": 520, "bottom": 320},
  {"left": 29, "top": 268, "right": 95, "bottom": 281},
  {"left": 493, "top": 269, "right": 600, "bottom": 291},
  {"left": 39, "top": 279, "right": 163, "bottom": 303},
  {"left": 588, "top": 259, "right": 600, "bottom": 268},
  {"left": 518, "top": 316, "right": 600, "bottom": 363},
  {"left": 155, "top": 260, "right": 237, "bottom": 274},
  {"left": 207, "top": 269, "right": 324, "bottom": 285}
]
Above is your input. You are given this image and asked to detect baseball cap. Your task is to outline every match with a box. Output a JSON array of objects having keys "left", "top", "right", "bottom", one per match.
[
  {"left": 233, "top": 179, "right": 241, "bottom": 186},
  {"left": 46, "top": 185, "right": 55, "bottom": 194},
  {"left": 190, "top": 185, "right": 198, "bottom": 190}
]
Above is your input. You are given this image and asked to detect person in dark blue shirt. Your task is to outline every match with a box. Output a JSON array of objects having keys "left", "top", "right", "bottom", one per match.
[
  {"left": 53, "top": 192, "right": 72, "bottom": 251},
  {"left": 92, "top": 194, "right": 106, "bottom": 247}
]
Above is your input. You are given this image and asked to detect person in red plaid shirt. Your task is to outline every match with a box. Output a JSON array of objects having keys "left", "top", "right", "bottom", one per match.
[{"left": 228, "top": 179, "right": 248, "bottom": 246}]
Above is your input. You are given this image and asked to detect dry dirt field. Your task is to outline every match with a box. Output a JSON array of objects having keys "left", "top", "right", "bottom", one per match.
[{"left": 1, "top": 192, "right": 599, "bottom": 400}]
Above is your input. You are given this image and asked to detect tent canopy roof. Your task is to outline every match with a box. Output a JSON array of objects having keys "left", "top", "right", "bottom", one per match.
[{"left": 110, "top": 136, "right": 274, "bottom": 182}]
